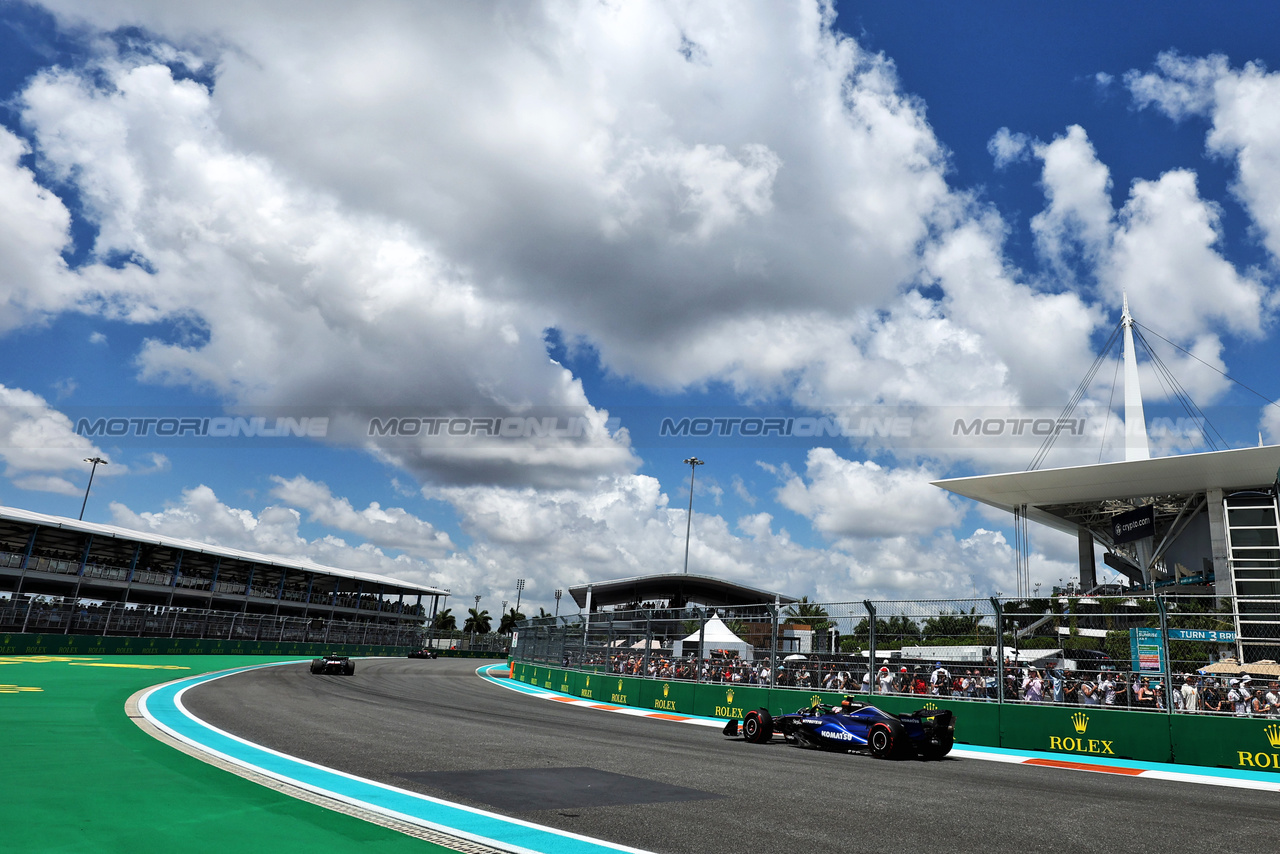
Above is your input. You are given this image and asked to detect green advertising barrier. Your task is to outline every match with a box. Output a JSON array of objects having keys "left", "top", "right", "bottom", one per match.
[
  {"left": 640, "top": 678, "right": 696, "bottom": 714},
  {"left": 0, "top": 632, "right": 411, "bottom": 658},
  {"left": 1171, "top": 713, "right": 1280, "bottom": 773},
  {"left": 556, "top": 667, "right": 578, "bottom": 697},
  {"left": 692, "top": 682, "right": 773, "bottom": 719},
  {"left": 598, "top": 674, "right": 642, "bottom": 706},
  {"left": 521, "top": 662, "right": 552, "bottom": 687},
  {"left": 577, "top": 670, "right": 606, "bottom": 700},
  {"left": 999, "top": 702, "right": 1171, "bottom": 763}
]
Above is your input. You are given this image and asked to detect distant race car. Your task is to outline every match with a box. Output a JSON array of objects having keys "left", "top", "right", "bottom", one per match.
[
  {"left": 310, "top": 653, "right": 355, "bottom": 675},
  {"left": 407, "top": 648, "right": 439, "bottom": 659},
  {"left": 724, "top": 697, "right": 954, "bottom": 760}
]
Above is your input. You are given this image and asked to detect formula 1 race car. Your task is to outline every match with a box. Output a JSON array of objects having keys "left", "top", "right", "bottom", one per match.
[
  {"left": 407, "top": 648, "right": 439, "bottom": 659},
  {"left": 724, "top": 697, "right": 954, "bottom": 760},
  {"left": 310, "top": 653, "right": 355, "bottom": 675}
]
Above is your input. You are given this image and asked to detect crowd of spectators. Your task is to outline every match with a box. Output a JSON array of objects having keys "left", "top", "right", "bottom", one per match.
[{"left": 589, "top": 649, "right": 1280, "bottom": 717}]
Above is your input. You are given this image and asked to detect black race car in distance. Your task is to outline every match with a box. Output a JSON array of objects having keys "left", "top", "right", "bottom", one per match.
[
  {"left": 310, "top": 653, "right": 355, "bottom": 675},
  {"left": 724, "top": 697, "right": 954, "bottom": 760},
  {"left": 407, "top": 648, "right": 439, "bottom": 659}
]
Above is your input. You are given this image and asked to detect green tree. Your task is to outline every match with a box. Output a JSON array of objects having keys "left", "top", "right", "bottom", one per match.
[
  {"left": 921, "top": 608, "right": 987, "bottom": 644},
  {"left": 432, "top": 608, "right": 456, "bottom": 631},
  {"left": 464, "top": 608, "right": 492, "bottom": 634},
  {"left": 851, "top": 615, "right": 922, "bottom": 649},
  {"left": 785, "top": 597, "right": 836, "bottom": 650},
  {"left": 498, "top": 608, "right": 526, "bottom": 634},
  {"left": 784, "top": 596, "right": 830, "bottom": 622}
]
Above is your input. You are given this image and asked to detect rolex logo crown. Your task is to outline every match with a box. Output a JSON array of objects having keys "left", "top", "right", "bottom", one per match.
[
  {"left": 617, "top": 679, "right": 624, "bottom": 691},
  {"left": 726, "top": 688, "right": 734, "bottom": 703},
  {"left": 663, "top": 683, "right": 670, "bottom": 697},
  {"left": 1072, "top": 712, "right": 1089, "bottom": 734},
  {"left": 1266, "top": 723, "right": 1280, "bottom": 749}
]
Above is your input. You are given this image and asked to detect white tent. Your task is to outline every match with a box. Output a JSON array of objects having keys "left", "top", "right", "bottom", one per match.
[
  {"left": 629, "top": 639, "right": 666, "bottom": 650},
  {"left": 670, "top": 616, "right": 753, "bottom": 659}
]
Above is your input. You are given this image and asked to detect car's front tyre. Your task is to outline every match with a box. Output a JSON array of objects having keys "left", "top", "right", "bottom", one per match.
[{"left": 743, "top": 709, "right": 774, "bottom": 743}]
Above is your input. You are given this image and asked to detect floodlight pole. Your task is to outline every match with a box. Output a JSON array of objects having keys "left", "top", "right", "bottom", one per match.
[
  {"left": 682, "top": 457, "right": 704, "bottom": 574},
  {"left": 79, "top": 457, "right": 109, "bottom": 520},
  {"left": 554, "top": 588, "right": 562, "bottom": 619},
  {"left": 515, "top": 578, "right": 525, "bottom": 616}
]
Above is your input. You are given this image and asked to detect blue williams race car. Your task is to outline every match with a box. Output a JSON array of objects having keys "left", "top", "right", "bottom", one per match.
[{"left": 724, "top": 696, "right": 954, "bottom": 760}]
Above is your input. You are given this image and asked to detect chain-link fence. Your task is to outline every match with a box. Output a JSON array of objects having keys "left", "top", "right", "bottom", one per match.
[{"left": 513, "top": 592, "right": 1280, "bottom": 715}]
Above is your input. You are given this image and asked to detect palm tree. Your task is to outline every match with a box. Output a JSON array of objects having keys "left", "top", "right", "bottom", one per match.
[
  {"left": 463, "top": 607, "right": 492, "bottom": 634},
  {"left": 432, "top": 608, "right": 457, "bottom": 631},
  {"left": 498, "top": 608, "right": 526, "bottom": 634},
  {"left": 536, "top": 607, "right": 551, "bottom": 619},
  {"left": 785, "top": 596, "right": 833, "bottom": 649},
  {"left": 784, "top": 596, "right": 830, "bottom": 624}
]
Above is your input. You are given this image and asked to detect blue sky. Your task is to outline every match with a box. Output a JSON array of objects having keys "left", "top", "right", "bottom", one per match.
[{"left": 2, "top": 1, "right": 1280, "bottom": 613}]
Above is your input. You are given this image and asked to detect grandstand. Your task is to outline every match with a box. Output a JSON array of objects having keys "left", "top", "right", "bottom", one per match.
[{"left": 0, "top": 506, "right": 447, "bottom": 640}]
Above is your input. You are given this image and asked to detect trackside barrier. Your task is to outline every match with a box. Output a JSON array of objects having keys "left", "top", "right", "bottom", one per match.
[
  {"left": 1171, "top": 714, "right": 1280, "bottom": 772},
  {"left": 508, "top": 662, "right": 1277, "bottom": 773}
]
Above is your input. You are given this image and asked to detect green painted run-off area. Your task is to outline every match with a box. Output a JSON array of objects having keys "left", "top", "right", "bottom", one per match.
[{"left": 0, "top": 653, "right": 456, "bottom": 854}]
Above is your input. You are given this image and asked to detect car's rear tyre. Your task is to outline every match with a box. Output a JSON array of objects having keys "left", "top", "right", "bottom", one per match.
[
  {"left": 920, "top": 733, "right": 953, "bottom": 760},
  {"left": 343, "top": 661, "right": 355, "bottom": 676},
  {"left": 869, "top": 721, "right": 904, "bottom": 759},
  {"left": 310, "top": 660, "right": 323, "bottom": 674},
  {"left": 742, "top": 709, "right": 774, "bottom": 743}
]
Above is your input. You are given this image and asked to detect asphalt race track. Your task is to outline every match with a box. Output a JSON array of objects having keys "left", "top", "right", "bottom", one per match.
[{"left": 184, "top": 658, "right": 1279, "bottom": 854}]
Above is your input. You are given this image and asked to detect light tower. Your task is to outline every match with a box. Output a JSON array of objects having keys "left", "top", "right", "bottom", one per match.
[
  {"left": 79, "top": 456, "right": 109, "bottom": 520},
  {"left": 682, "top": 457, "right": 704, "bottom": 574}
]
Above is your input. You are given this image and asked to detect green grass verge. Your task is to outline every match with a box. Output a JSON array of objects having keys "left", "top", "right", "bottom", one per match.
[{"left": 0, "top": 655, "right": 454, "bottom": 853}]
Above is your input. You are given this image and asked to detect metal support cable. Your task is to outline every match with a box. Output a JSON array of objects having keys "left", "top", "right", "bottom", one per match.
[{"left": 1029, "top": 321, "right": 1123, "bottom": 471}]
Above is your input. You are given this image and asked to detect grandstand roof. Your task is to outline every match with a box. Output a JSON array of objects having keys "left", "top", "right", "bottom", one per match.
[
  {"left": 932, "top": 444, "right": 1280, "bottom": 536},
  {"left": 0, "top": 505, "right": 447, "bottom": 596},
  {"left": 569, "top": 573, "right": 796, "bottom": 610}
]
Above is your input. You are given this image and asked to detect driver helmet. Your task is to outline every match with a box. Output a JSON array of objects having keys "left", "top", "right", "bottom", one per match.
[{"left": 839, "top": 696, "right": 854, "bottom": 713}]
